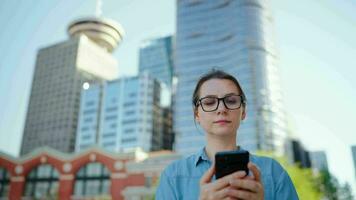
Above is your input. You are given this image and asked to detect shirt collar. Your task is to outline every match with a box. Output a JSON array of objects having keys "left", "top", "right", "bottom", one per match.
[
  {"left": 194, "top": 147, "right": 210, "bottom": 167},
  {"left": 194, "top": 146, "right": 242, "bottom": 167}
]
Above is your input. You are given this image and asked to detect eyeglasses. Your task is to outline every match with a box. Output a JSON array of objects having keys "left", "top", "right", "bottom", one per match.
[{"left": 196, "top": 94, "right": 244, "bottom": 112}]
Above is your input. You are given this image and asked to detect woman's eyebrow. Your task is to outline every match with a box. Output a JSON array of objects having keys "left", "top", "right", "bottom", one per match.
[
  {"left": 224, "top": 92, "right": 239, "bottom": 96},
  {"left": 202, "top": 94, "right": 218, "bottom": 98},
  {"left": 201, "top": 93, "right": 239, "bottom": 98}
]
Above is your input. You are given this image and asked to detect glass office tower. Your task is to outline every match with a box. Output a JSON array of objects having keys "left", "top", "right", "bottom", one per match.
[
  {"left": 174, "top": 0, "right": 287, "bottom": 155},
  {"left": 352, "top": 145, "right": 356, "bottom": 180},
  {"left": 76, "top": 73, "right": 166, "bottom": 152},
  {"left": 139, "top": 36, "right": 175, "bottom": 150},
  {"left": 310, "top": 151, "right": 329, "bottom": 172},
  {"left": 139, "top": 36, "right": 174, "bottom": 88}
]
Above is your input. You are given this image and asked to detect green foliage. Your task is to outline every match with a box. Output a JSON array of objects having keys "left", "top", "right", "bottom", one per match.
[
  {"left": 256, "top": 151, "right": 322, "bottom": 200},
  {"left": 317, "top": 170, "right": 339, "bottom": 200},
  {"left": 338, "top": 182, "right": 355, "bottom": 200},
  {"left": 286, "top": 162, "right": 322, "bottom": 200}
]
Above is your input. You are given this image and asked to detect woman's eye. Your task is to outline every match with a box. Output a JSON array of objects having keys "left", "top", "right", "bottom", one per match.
[
  {"left": 202, "top": 99, "right": 216, "bottom": 105},
  {"left": 225, "top": 97, "right": 238, "bottom": 104},
  {"left": 226, "top": 99, "right": 236, "bottom": 104}
]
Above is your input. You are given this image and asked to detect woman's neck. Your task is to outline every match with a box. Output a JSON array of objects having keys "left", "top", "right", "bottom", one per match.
[{"left": 205, "top": 136, "right": 237, "bottom": 162}]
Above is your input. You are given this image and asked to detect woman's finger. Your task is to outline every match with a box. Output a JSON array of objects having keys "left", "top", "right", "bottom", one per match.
[
  {"left": 248, "top": 162, "right": 261, "bottom": 182},
  {"left": 227, "top": 188, "right": 255, "bottom": 200},
  {"left": 200, "top": 164, "right": 215, "bottom": 185},
  {"left": 229, "top": 179, "right": 261, "bottom": 193}
]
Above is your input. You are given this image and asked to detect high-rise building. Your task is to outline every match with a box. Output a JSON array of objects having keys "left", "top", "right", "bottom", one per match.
[
  {"left": 310, "top": 151, "right": 329, "bottom": 172},
  {"left": 21, "top": 17, "right": 124, "bottom": 155},
  {"left": 139, "top": 36, "right": 174, "bottom": 88},
  {"left": 351, "top": 145, "right": 356, "bottom": 180},
  {"left": 76, "top": 72, "right": 169, "bottom": 152},
  {"left": 286, "top": 139, "right": 311, "bottom": 168},
  {"left": 74, "top": 82, "right": 103, "bottom": 151},
  {"left": 139, "top": 35, "right": 175, "bottom": 151},
  {"left": 174, "top": 0, "right": 287, "bottom": 155},
  {"left": 162, "top": 107, "right": 174, "bottom": 150}
]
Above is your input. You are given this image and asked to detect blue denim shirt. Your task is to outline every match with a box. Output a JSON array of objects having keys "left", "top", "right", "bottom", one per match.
[{"left": 156, "top": 147, "right": 299, "bottom": 200}]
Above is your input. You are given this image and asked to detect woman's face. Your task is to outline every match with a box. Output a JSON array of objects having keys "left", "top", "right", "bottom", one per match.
[{"left": 195, "top": 78, "right": 246, "bottom": 137}]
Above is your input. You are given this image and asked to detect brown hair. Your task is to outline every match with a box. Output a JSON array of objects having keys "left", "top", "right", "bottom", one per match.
[{"left": 192, "top": 69, "right": 247, "bottom": 109}]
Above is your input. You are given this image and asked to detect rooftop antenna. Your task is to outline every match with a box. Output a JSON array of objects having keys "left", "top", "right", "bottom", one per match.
[{"left": 95, "top": 0, "right": 103, "bottom": 17}]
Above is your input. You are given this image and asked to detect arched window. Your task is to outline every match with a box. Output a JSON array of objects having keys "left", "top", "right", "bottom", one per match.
[
  {"left": 0, "top": 167, "right": 10, "bottom": 197},
  {"left": 23, "top": 164, "right": 59, "bottom": 198},
  {"left": 74, "top": 162, "right": 111, "bottom": 197}
]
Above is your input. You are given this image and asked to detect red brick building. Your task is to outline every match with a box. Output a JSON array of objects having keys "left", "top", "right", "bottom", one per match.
[{"left": 0, "top": 147, "right": 179, "bottom": 200}]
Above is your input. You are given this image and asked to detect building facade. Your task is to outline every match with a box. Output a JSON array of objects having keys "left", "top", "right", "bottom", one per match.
[
  {"left": 174, "top": 0, "right": 287, "bottom": 155},
  {"left": 310, "top": 151, "right": 329, "bottom": 172},
  {"left": 287, "top": 139, "right": 311, "bottom": 168},
  {"left": 351, "top": 145, "right": 356, "bottom": 180},
  {"left": 21, "top": 18, "right": 124, "bottom": 155},
  {"left": 138, "top": 35, "right": 175, "bottom": 151},
  {"left": 0, "top": 147, "right": 179, "bottom": 200},
  {"left": 76, "top": 73, "right": 169, "bottom": 153},
  {"left": 139, "top": 36, "right": 174, "bottom": 88}
]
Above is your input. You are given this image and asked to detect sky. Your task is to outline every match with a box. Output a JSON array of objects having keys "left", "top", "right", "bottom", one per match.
[{"left": 0, "top": 0, "right": 355, "bottom": 193}]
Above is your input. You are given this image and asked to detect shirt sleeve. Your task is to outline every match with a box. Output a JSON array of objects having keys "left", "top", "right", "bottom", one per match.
[
  {"left": 275, "top": 170, "right": 299, "bottom": 200},
  {"left": 155, "top": 169, "right": 177, "bottom": 200}
]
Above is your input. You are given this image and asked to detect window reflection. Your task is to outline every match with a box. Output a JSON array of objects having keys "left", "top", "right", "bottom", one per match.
[
  {"left": 23, "top": 164, "right": 59, "bottom": 199},
  {"left": 73, "top": 162, "right": 111, "bottom": 198}
]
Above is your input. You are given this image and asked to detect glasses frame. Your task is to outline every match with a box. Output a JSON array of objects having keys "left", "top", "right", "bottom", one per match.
[{"left": 196, "top": 94, "right": 244, "bottom": 112}]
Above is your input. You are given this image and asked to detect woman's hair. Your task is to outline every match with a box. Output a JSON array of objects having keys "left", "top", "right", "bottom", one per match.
[{"left": 192, "top": 69, "right": 247, "bottom": 109}]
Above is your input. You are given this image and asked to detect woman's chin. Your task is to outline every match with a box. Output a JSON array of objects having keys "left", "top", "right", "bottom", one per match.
[{"left": 211, "top": 129, "right": 236, "bottom": 137}]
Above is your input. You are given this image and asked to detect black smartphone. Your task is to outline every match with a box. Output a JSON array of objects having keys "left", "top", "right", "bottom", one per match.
[{"left": 215, "top": 149, "right": 249, "bottom": 179}]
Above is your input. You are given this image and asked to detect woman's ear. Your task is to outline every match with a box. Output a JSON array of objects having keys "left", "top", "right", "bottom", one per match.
[
  {"left": 241, "top": 107, "right": 247, "bottom": 120},
  {"left": 194, "top": 108, "right": 200, "bottom": 122}
]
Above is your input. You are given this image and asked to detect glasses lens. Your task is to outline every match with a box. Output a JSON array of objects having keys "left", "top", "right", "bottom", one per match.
[
  {"left": 200, "top": 97, "right": 218, "bottom": 111},
  {"left": 224, "top": 95, "right": 241, "bottom": 109}
]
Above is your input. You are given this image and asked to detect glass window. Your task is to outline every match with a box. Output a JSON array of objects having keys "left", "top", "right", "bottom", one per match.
[
  {"left": 74, "top": 162, "right": 111, "bottom": 197},
  {"left": 87, "top": 163, "right": 101, "bottom": 176},
  {"left": 102, "top": 179, "right": 110, "bottom": 194},
  {"left": 0, "top": 167, "right": 11, "bottom": 197},
  {"left": 23, "top": 164, "right": 59, "bottom": 199}
]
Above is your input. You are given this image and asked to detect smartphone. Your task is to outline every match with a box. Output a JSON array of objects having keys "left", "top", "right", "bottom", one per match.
[{"left": 215, "top": 149, "right": 249, "bottom": 179}]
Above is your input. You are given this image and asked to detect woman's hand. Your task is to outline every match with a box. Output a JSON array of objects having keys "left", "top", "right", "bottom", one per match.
[
  {"left": 199, "top": 164, "right": 246, "bottom": 200},
  {"left": 228, "top": 162, "right": 264, "bottom": 200},
  {"left": 199, "top": 162, "right": 264, "bottom": 200}
]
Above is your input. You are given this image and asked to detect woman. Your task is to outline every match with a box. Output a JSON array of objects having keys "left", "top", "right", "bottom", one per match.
[{"left": 156, "top": 70, "right": 299, "bottom": 200}]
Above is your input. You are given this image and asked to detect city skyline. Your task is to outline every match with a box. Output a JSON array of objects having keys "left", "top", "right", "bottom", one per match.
[{"left": 0, "top": 0, "right": 355, "bottom": 192}]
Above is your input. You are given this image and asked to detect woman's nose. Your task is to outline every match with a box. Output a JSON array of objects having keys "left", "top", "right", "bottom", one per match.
[{"left": 216, "top": 99, "right": 228, "bottom": 112}]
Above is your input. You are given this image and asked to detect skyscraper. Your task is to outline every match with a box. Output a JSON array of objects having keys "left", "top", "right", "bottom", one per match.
[
  {"left": 139, "top": 36, "right": 175, "bottom": 150},
  {"left": 352, "top": 145, "right": 356, "bottom": 180},
  {"left": 310, "top": 151, "right": 329, "bottom": 172},
  {"left": 21, "top": 17, "right": 124, "bottom": 155},
  {"left": 174, "top": 0, "right": 287, "bottom": 155},
  {"left": 287, "top": 139, "right": 311, "bottom": 168},
  {"left": 139, "top": 36, "right": 174, "bottom": 88},
  {"left": 76, "top": 72, "right": 168, "bottom": 152}
]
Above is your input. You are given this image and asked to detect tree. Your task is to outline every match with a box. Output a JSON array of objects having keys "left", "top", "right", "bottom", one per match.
[
  {"left": 337, "top": 182, "right": 354, "bottom": 200},
  {"left": 256, "top": 151, "right": 322, "bottom": 200},
  {"left": 317, "top": 170, "right": 339, "bottom": 200}
]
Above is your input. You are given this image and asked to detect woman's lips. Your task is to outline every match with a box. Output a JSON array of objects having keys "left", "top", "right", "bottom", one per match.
[{"left": 214, "top": 120, "right": 231, "bottom": 125}]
